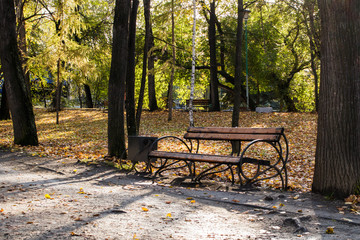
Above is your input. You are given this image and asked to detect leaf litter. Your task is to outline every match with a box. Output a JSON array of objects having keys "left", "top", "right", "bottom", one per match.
[{"left": 0, "top": 109, "right": 359, "bottom": 210}]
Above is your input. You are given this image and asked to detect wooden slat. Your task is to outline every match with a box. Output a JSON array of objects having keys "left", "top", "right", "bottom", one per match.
[
  {"left": 187, "top": 127, "right": 283, "bottom": 135},
  {"left": 149, "top": 151, "right": 240, "bottom": 164},
  {"left": 184, "top": 132, "right": 280, "bottom": 142},
  {"left": 186, "top": 99, "right": 210, "bottom": 106},
  {"left": 242, "top": 157, "right": 270, "bottom": 166},
  {"left": 149, "top": 151, "right": 271, "bottom": 166}
]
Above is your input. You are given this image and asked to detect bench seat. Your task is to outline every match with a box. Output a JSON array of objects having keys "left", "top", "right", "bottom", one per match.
[{"left": 149, "top": 150, "right": 271, "bottom": 166}]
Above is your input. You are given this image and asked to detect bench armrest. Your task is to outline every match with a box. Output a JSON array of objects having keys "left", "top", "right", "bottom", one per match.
[{"left": 149, "top": 135, "right": 192, "bottom": 154}]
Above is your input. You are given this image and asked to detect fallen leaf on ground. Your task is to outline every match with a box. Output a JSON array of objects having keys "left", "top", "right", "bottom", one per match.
[
  {"left": 44, "top": 194, "right": 53, "bottom": 199},
  {"left": 326, "top": 227, "right": 334, "bottom": 234}
]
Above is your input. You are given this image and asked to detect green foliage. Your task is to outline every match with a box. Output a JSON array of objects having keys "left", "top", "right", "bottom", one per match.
[{"left": 22, "top": 0, "right": 319, "bottom": 112}]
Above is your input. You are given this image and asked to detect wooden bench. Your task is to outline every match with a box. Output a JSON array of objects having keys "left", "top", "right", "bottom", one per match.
[
  {"left": 147, "top": 127, "right": 289, "bottom": 189},
  {"left": 186, "top": 99, "right": 210, "bottom": 111}
]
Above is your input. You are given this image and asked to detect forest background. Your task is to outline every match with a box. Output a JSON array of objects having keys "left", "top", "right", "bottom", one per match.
[{"left": 0, "top": 0, "right": 319, "bottom": 115}]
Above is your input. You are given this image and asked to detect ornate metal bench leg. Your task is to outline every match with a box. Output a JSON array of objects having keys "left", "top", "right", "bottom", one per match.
[{"left": 229, "top": 165, "right": 235, "bottom": 185}]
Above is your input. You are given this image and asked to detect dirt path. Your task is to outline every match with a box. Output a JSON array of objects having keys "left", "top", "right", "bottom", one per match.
[{"left": 1, "top": 150, "right": 359, "bottom": 240}]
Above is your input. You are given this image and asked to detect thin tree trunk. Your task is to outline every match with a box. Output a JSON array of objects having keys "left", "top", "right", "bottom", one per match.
[
  {"left": 168, "top": 0, "right": 175, "bottom": 121},
  {"left": 56, "top": 59, "right": 62, "bottom": 124},
  {"left": 189, "top": 0, "right": 196, "bottom": 127},
  {"left": 15, "top": 0, "right": 30, "bottom": 93},
  {"left": 147, "top": 17, "right": 158, "bottom": 112},
  {"left": 0, "top": 0, "right": 38, "bottom": 145},
  {"left": 304, "top": 0, "right": 320, "bottom": 112},
  {"left": 78, "top": 85, "right": 82, "bottom": 108},
  {"left": 126, "top": 0, "right": 139, "bottom": 136},
  {"left": 108, "top": 0, "right": 130, "bottom": 158},
  {"left": 84, "top": 83, "right": 93, "bottom": 108},
  {"left": 232, "top": 0, "right": 244, "bottom": 128},
  {"left": 209, "top": 0, "right": 220, "bottom": 111},
  {"left": 312, "top": 0, "right": 360, "bottom": 198},
  {"left": 231, "top": 0, "right": 244, "bottom": 153},
  {"left": 136, "top": 0, "right": 151, "bottom": 132},
  {"left": 41, "top": 81, "right": 47, "bottom": 108}
]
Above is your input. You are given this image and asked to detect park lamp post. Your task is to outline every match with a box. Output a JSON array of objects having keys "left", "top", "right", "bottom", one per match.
[{"left": 244, "top": 9, "right": 250, "bottom": 110}]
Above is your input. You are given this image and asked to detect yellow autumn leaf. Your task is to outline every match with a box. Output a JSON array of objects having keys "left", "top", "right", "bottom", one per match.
[
  {"left": 186, "top": 197, "right": 193, "bottom": 200},
  {"left": 0, "top": 208, "right": 4, "bottom": 212},
  {"left": 142, "top": 207, "right": 149, "bottom": 212},
  {"left": 191, "top": 200, "right": 196, "bottom": 203},
  {"left": 326, "top": 227, "right": 334, "bottom": 234},
  {"left": 45, "top": 194, "right": 52, "bottom": 199},
  {"left": 73, "top": 169, "right": 77, "bottom": 172},
  {"left": 279, "top": 203, "right": 284, "bottom": 207},
  {"left": 166, "top": 213, "right": 172, "bottom": 218}
]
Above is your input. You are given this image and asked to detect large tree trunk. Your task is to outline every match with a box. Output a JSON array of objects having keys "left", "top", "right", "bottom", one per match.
[
  {"left": 108, "top": 0, "right": 130, "bottom": 158},
  {"left": 84, "top": 84, "right": 93, "bottom": 108},
  {"left": 0, "top": 0, "right": 38, "bottom": 146},
  {"left": 0, "top": 79, "right": 11, "bottom": 120},
  {"left": 126, "top": 0, "right": 139, "bottom": 136},
  {"left": 147, "top": 20, "right": 158, "bottom": 111},
  {"left": 209, "top": 0, "right": 220, "bottom": 111},
  {"left": 312, "top": 0, "right": 360, "bottom": 198}
]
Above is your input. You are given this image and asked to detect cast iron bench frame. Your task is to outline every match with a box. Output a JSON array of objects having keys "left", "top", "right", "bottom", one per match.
[{"left": 147, "top": 127, "right": 289, "bottom": 189}]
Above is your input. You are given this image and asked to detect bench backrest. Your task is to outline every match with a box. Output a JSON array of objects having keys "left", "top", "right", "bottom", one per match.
[
  {"left": 186, "top": 99, "right": 210, "bottom": 104},
  {"left": 184, "top": 127, "right": 284, "bottom": 142}
]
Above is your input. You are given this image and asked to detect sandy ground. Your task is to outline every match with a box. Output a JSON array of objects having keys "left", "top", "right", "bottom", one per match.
[{"left": 1, "top": 150, "right": 360, "bottom": 240}]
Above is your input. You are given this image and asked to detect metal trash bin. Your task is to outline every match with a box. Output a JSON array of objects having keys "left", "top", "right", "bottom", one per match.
[{"left": 128, "top": 136, "right": 158, "bottom": 162}]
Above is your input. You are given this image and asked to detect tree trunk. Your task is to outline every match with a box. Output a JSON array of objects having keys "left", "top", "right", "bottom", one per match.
[
  {"left": 232, "top": 0, "right": 244, "bottom": 128},
  {"left": 15, "top": 0, "right": 30, "bottom": 93},
  {"left": 209, "top": 0, "right": 220, "bottom": 111},
  {"left": 0, "top": 0, "right": 38, "bottom": 146},
  {"left": 0, "top": 79, "right": 11, "bottom": 120},
  {"left": 108, "top": 0, "right": 130, "bottom": 158},
  {"left": 56, "top": 59, "right": 62, "bottom": 124},
  {"left": 312, "top": 0, "right": 360, "bottom": 198},
  {"left": 168, "top": 0, "right": 175, "bottom": 121},
  {"left": 84, "top": 84, "right": 93, "bottom": 108},
  {"left": 126, "top": 0, "right": 139, "bottom": 136},
  {"left": 189, "top": 0, "right": 197, "bottom": 127},
  {"left": 147, "top": 19, "right": 158, "bottom": 111},
  {"left": 136, "top": 0, "right": 151, "bottom": 132},
  {"left": 304, "top": 0, "right": 320, "bottom": 112},
  {"left": 78, "top": 85, "right": 82, "bottom": 108}
]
